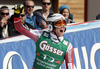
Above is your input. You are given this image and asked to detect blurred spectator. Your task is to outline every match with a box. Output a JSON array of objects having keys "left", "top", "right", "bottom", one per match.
[
  {"left": 23, "top": 0, "right": 35, "bottom": 28},
  {"left": 96, "top": 14, "right": 100, "bottom": 20},
  {"left": 33, "top": 0, "right": 54, "bottom": 29},
  {"left": 20, "top": 11, "right": 35, "bottom": 29},
  {"left": 59, "top": 5, "right": 75, "bottom": 23},
  {"left": 9, "top": 0, "right": 35, "bottom": 29},
  {"left": 0, "top": 6, "right": 20, "bottom": 38}
]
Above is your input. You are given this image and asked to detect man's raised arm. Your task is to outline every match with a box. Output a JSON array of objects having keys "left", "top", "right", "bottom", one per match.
[{"left": 14, "top": 4, "right": 39, "bottom": 42}]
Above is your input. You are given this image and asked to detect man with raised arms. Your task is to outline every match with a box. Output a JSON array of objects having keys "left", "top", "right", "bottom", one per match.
[{"left": 14, "top": 4, "right": 74, "bottom": 69}]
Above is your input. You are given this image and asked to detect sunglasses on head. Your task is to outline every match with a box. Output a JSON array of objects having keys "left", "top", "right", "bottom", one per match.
[
  {"left": 0, "top": 13, "right": 9, "bottom": 15},
  {"left": 42, "top": 2, "right": 51, "bottom": 5},
  {"left": 25, "top": 5, "right": 34, "bottom": 8},
  {"left": 55, "top": 20, "right": 67, "bottom": 28},
  {"left": 20, "top": 14, "right": 25, "bottom": 17}
]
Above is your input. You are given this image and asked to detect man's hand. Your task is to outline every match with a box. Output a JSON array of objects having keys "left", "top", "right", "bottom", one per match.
[
  {"left": 0, "top": 17, "right": 8, "bottom": 27},
  {"left": 39, "top": 21, "right": 48, "bottom": 29},
  {"left": 14, "top": 4, "right": 24, "bottom": 14}
]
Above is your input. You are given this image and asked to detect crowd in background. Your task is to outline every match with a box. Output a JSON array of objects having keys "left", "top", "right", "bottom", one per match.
[{"left": 0, "top": 0, "right": 75, "bottom": 39}]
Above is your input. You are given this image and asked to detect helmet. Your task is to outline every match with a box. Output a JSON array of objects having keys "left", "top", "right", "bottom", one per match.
[
  {"left": 47, "top": 13, "right": 65, "bottom": 22},
  {"left": 47, "top": 13, "right": 66, "bottom": 31}
]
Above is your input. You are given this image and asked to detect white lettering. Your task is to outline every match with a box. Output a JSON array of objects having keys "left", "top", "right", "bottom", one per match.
[
  {"left": 43, "top": 54, "right": 46, "bottom": 60},
  {"left": 48, "top": 57, "right": 55, "bottom": 63},
  {"left": 3, "top": 51, "right": 28, "bottom": 69},
  {"left": 39, "top": 41, "right": 64, "bottom": 56},
  {"left": 45, "top": 44, "right": 50, "bottom": 51},
  {"left": 68, "top": 63, "right": 72, "bottom": 69},
  {"left": 81, "top": 47, "right": 89, "bottom": 69},
  {"left": 40, "top": 42, "right": 100, "bottom": 69},
  {"left": 39, "top": 41, "right": 47, "bottom": 51},
  {"left": 74, "top": 48, "right": 82, "bottom": 69},
  {"left": 68, "top": 49, "right": 71, "bottom": 62},
  {"left": 90, "top": 43, "right": 100, "bottom": 69},
  {"left": 53, "top": 48, "right": 57, "bottom": 54},
  {"left": 37, "top": 57, "right": 57, "bottom": 67},
  {"left": 49, "top": 47, "right": 53, "bottom": 52},
  {"left": 74, "top": 44, "right": 100, "bottom": 69}
]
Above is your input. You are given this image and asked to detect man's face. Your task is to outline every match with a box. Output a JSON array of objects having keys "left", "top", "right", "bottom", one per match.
[
  {"left": 41, "top": 0, "right": 52, "bottom": 11},
  {"left": 54, "top": 26, "right": 66, "bottom": 37},
  {"left": 20, "top": 12, "right": 26, "bottom": 24},
  {"left": 0, "top": 10, "right": 9, "bottom": 20},
  {"left": 24, "top": 1, "right": 34, "bottom": 15}
]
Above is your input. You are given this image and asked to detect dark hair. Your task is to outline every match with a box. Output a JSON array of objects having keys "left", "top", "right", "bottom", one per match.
[
  {"left": 23, "top": 0, "right": 34, "bottom": 6},
  {"left": 41, "top": 0, "right": 52, "bottom": 3},
  {"left": 69, "top": 13, "right": 73, "bottom": 20},
  {"left": 59, "top": 8, "right": 64, "bottom": 14},
  {"left": 0, "top": 6, "right": 9, "bottom": 13},
  {"left": 0, "top": 6, "right": 9, "bottom": 9}
]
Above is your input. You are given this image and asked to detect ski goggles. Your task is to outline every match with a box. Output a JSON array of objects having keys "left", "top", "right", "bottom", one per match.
[{"left": 55, "top": 20, "right": 67, "bottom": 28}]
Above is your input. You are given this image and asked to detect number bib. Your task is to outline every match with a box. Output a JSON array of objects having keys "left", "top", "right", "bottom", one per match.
[{"left": 33, "top": 31, "right": 69, "bottom": 69}]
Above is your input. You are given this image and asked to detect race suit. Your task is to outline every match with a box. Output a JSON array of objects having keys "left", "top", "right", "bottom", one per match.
[{"left": 14, "top": 16, "right": 74, "bottom": 69}]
